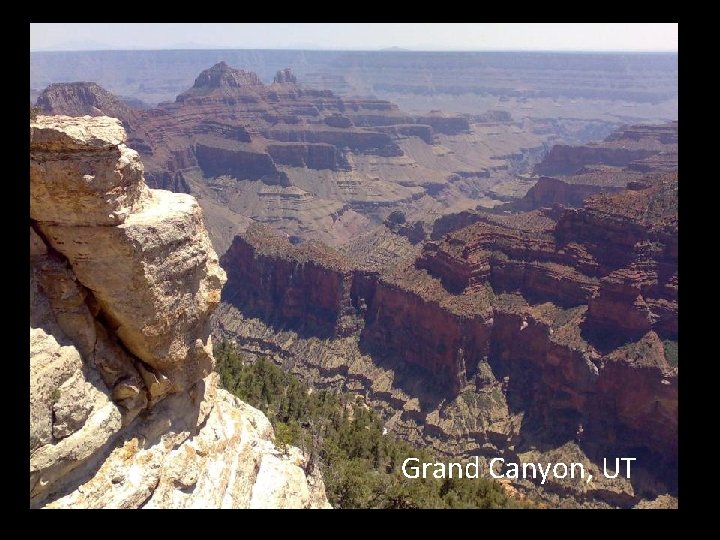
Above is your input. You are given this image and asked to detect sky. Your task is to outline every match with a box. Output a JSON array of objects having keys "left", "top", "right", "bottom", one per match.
[{"left": 30, "top": 23, "right": 678, "bottom": 53}]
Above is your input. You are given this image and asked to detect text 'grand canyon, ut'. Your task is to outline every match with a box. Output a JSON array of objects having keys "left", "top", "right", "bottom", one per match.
[{"left": 29, "top": 23, "right": 678, "bottom": 509}]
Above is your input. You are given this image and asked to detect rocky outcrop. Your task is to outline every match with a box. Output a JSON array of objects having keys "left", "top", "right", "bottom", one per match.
[
  {"left": 177, "top": 61, "right": 263, "bottom": 102},
  {"left": 414, "top": 113, "right": 470, "bottom": 134},
  {"left": 535, "top": 146, "right": 654, "bottom": 176},
  {"left": 36, "top": 63, "right": 559, "bottom": 248},
  {"left": 221, "top": 225, "right": 493, "bottom": 393},
  {"left": 36, "top": 82, "right": 134, "bottom": 120},
  {"left": 31, "top": 116, "right": 224, "bottom": 397},
  {"left": 221, "top": 224, "right": 358, "bottom": 338},
  {"left": 419, "top": 211, "right": 602, "bottom": 306},
  {"left": 503, "top": 176, "right": 623, "bottom": 211},
  {"left": 503, "top": 123, "right": 678, "bottom": 212},
  {"left": 422, "top": 174, "right": 678, "bottom": 340},
  {"left": 535, "top": 123, "right": 677, "bottom": 177},
  {"left": 195, "top": 138, "right": 289, "bottom": 185},
  {"left": 30, "top": 115, "right": 330, "bottom": 509},
  {"left": 273, "top": 68, "right": 298, "bottom": 85},
  {"left": 360, "top": 270, "right": 493, "bottom": 394},
  {"left": 37, "top": 63, "right": 415, "bottom": 183},
  {"left": 267, "top": 142, "right": 339, "bottom": 170}
]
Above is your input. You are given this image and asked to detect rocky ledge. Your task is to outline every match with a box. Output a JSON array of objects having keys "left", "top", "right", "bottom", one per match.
[{"left": 30, "top": 115, "right": 330, "bottom": 509}]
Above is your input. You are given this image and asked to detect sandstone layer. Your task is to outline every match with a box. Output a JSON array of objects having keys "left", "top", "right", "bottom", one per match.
[{"left": 30, "top": 115, "right": 330, "bottom": 509}]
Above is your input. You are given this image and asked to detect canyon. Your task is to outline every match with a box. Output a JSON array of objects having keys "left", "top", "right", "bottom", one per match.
[
  {"left": 31, "top": 52, "right": 677, "bottom": 509},
  {"left": 37, "top": 61, "right": 561, "bottom": 255},
  {"left": 214, "top": 120, "right": 678, "bottom": 508},
  {"left": 217, "top": 193, "right": 676, "bottom": 505}
]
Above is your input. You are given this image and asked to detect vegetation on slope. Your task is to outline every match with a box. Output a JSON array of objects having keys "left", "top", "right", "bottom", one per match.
[
  {"left": 663, "top": 340, "right": 678, "bottom": 368},
  {"left": 215, "top": 340, "right": 522, "bottom": 508}
]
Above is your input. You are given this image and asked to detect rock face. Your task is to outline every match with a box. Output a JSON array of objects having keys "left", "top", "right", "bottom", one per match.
[
  {"left": 534, "top": 123, "right": 678, "bottom": 177},
  {"left": 414, "top": 113, "right": 470, "bottom": 135},
  {"left": 218, "top": 165, "right": 677, "bottom": 506},
  {"left": 31, "top": 116, "right": 225, "bottom": 398},
  {"left": 30, "top": 115, "right": 330, "bottom": 509},
  {"left": 499, "top": 122, "right": 678, "bottom": 212},
  {"left": 505, "top": 176, "right": 622, "bottom": 211},
  {"left": 181, "top": 61, "right": 263, "bottom": 96},
  {"left": 222, "top": 224, "right": 357, "bottom": 338},
  {"left": 36, "top": 82, "right": 134, "bottom": 119},
  {"left": 558, "top": 178, "right": 678, "bottom": 341}
]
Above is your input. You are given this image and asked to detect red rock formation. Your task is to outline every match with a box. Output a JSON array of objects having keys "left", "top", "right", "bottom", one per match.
[
  {"left": 592, "top": 331, "right": 677, "bottom": 465},
  {"left": 195, "top": 138, "right": 288, "bottom": 185},
  {"left": 36, "top": 62, "right": 441, "bottom": 186},
  {"left": 535, "top": 122, "right": 677, "bottom": 177},
  {"left": 360, "top": 267, "right": 493, "bottom": 393},
  {"left": 221, "top": 224, "right": 357, "bottom": 338},
  {"left": 506, "top": 123, "right": 677, "bottom": 212},
  {"left": 420, "top": 171, "right": 677, "bottom": 343},
  {"left": 535, "top": 145, "right": 655, "bottom": 176},
  {"left": 506, "top": 176, "right": 624, "bottom": 211},
  {"left": 489, "top": 307, "right": 676, "bottom": 471},
  {"left": 220, "top": 165, "right": 677, "bottom": 473},
  {"left": 265, "top": 126, "right": 401, "bottom": 156},
  {"left": 419, "top": 211, "right": 600, "bottom": 306},
  {"left": 556, "top": 174, "right": 678, "bottom": 340}
]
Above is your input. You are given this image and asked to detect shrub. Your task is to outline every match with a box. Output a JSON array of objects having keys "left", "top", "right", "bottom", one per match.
[{"left": 214, "top": 339, "right": 523, "bottom": 508}]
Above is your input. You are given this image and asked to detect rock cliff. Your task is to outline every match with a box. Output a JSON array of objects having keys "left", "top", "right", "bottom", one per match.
[
  {"left": 36, "top": 82, "right": 135, "bottom": 120},
  {"left": 499, "top": 122, "right": 678, "bottom": 213},
  {"left": 534, "top": 123, "right": 678, "bottom": 177},
  {"left": 30, "top": 115, "right": 330, "bottom": 509},
  {"left": 218, "top": 167, "right": 677, "bottom": 506}
]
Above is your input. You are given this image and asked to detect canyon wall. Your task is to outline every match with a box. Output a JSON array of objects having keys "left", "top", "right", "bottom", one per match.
[
  {"left": 30, "top": 115, "right": 330, "bottom": 509},
  {"left": 222, "top": 225, "right": 357, "bottom": 338},
  {"left": 534, "top": 123, "right": 678, "bottom": 177},
  {"left": 219, "top": 166, "right": 678, "bottom": 505}
]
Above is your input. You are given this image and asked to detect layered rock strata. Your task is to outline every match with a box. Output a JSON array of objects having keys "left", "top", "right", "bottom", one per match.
[
  {"left": 30, "top": 115, "right": 330, "bottom": 509},
  {"left": 534, "top": 123, "right": 678, "bottom": 178},
  {"left": 219, "top": 170, "right": 678, "bottom": 506},
  {"left": 35, "top": 64, "right": 548, "bottom": 251}
]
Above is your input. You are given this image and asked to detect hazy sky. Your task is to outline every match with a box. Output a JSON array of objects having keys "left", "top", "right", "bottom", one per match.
[{"left": 30, "top": 23, "right": 678, "bottom": 52}]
